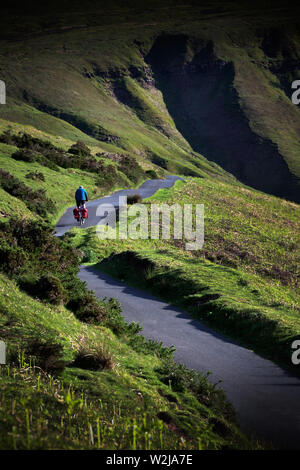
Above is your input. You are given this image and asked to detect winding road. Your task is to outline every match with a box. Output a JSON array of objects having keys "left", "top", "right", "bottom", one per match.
[
  {"left": 57, "top": 176, "right": 300, "bottom": 449},
  {"left": 56, "top": 176, "right": 182, "bottom": 237}
]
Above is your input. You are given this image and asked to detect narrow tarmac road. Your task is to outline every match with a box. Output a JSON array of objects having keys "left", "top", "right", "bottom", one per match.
[
  {"left": 57, "top": 176, "right": 300, "bottom": 449},
  {"left": 55, "top": 175, "right": 182, "bottom": 236},
  {"left": 78, "top": 266, "right": 300, "bottom": 449}
]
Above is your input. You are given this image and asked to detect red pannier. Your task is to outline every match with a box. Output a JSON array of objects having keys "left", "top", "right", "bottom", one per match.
[
  {"left": 73, "top": 207, "right": 79, "bottom": 220},
  {"left": 82, "top": 208, "right": 88, "bottom": 219}
]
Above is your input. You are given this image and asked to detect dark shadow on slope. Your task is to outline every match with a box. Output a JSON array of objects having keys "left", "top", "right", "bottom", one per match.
[{"left": 145, "top": 34, "right": 300, "bottom": 202}]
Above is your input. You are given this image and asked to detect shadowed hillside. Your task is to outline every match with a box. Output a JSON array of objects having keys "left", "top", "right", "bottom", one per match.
[{"left": 146, "top": 35, "right": 300, "bottom": 201}]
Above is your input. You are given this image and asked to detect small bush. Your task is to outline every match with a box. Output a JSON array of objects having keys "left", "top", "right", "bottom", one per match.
[
  {"left": 102, "top": 297, "right": 132, "bottom": 334},
  {"left": 128, "top": 335, "right": 175, "bottom": 359},
  {"left": 12, "top": 149, "right": 40, "bottom": 163},
  {"left": 68, "top": 140, "right": 91, "bottom": 157},
  {"left": 25, "top": 171, "right": 45, "bottom": 181},
  {"left": 68, "top": 291, "right": 107, "bottom": 324},
  {"left": 145, "top": 169, "right": 158, "bottom": 179},
  {"left": 25, "top": 337, "right": 66, "bottom": 373},
  {"left": 17, "top": 273, "right": 40, "bottom": 296},
  {"left": 82, "top": 247, "right": 98, "bottom": 263},
  {"left": 73, "top": 344, "right": 114, "bottom": 370},
  {"left": 36, "top": 274, "right": 67, "bottom": 305},
  {"left": 1, "top": 130, "right": 59, "bottom": 156},
  {"left": 101, "top": 251, "right": 155, "bottom": 280},
  {"left": 118, "top": 155, "right": 145, "bottom": 183},
  {"left": 95, "top": 164, "right": 122, "bottom": 188},
  {"left": 0, "top": 128, "right": 15, "bottom": 145},
  {"left": 0, "top": 169, "right": 56, "bottom": 217},
  {"left": 127, "top": 193, "right": 143, "bottom": 204},
  {"left": 0, "top": 239, "right": 28, "bottom": 275},
  {"left": 156, "top": 359, "right": 235, "bottom": 421},
  {"left": 11, "top": 149, "right": 59, "bottom": 171}
]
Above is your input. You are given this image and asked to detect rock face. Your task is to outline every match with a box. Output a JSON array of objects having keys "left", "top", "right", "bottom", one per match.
[{"left": 146, "top": 34, "right": 300, "bottom": 202}]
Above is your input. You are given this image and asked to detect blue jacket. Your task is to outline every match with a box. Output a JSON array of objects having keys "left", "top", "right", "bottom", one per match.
[{"left": 75, "top": 187, "right": 88, "bottom": 201}]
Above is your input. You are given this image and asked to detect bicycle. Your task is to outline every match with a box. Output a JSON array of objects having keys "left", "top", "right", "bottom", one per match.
[
  {"left": 74, "top": 204, "right": 87, "bottom": 226},
  {"left": 78, "top": 207, "right": 84, "bottom": 225}
]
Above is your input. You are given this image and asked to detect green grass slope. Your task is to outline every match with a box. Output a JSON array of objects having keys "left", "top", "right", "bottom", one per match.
[{"left": 0, "top": 273, "right": 257, "bottom": 450}]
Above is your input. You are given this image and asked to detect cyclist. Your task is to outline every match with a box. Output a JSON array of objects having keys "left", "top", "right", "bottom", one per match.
[{"left": 75, "top": 185, "right": 88, "bottom": 209}]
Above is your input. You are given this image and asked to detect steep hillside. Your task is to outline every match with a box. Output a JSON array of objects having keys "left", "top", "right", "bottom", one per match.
[{"left": 0, "top": 1, "right": 299, "bottom": 200}]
